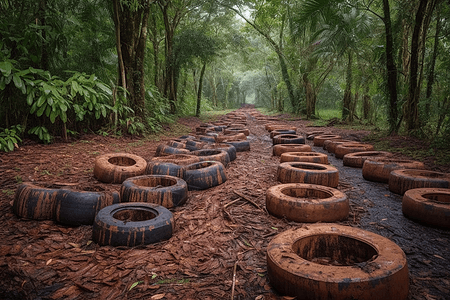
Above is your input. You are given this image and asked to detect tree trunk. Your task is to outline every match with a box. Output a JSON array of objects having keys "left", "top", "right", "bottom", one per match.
[
  {"left": 342, "top": 51, "right": 353, "bottom": 121},
  {"left": 382, "top": 0, "right": 399, "bottom": 134},
  {"left": 303, "top": 73, "right": 316, "bottom": 119},
  {"left": 196, "top": 62, "right": 206, "bottom": 117},
  {"left": 405, "top": 0, "right": 429, "bottom": 131},
  {"left": 425, "top": 7, "right": 441, "bottom": 114}
]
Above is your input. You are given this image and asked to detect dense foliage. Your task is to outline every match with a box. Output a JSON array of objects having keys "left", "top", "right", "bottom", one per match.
[{"left": 1, "top": 0, "right": 449, "bottom": 150}]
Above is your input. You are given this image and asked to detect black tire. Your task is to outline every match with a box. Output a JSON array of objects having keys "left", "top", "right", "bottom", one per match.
[
  {"left": 184, "top": 139, "right": 205, "bottom": 151},
  {"left": 184, "top": 161, "right": 227, "bottom": 190},
  {"left": 120, "top": 175, "right": 188, "bottom": 208},
  {"left": 273, "top": 134, "right": 305, "bottom": 145},
  {"left": 13, "top": 182, "right": 63, "bottom": 220},
  {"left": 92, "top": 203, "right": 174, "bottom": 247},
  {"left": 225, "top": 140, "right": 250, "bottom": 152},
  {"left": 201, "top": 143, "right": 237, "bottom": 161},
  {"left": 199, "top": 136, "right": 216, "bottom": 143},
  {"left": 190, "top": 149, "right": 230, "bottom": 167},
  {"left": 54, "top": 189, "right": 120, "bottom": 226},
  {"left": 167, "top": 139, "right": 187, "bottom": 149},
  {"left": 146, "top": 161, "right": 186, "bottom": 178},
  {"left": 269, "top": 129, "right": 296, "bottom": 139},
  {"left": 155, "top": 145, "right": 190, "bottom": 157}
]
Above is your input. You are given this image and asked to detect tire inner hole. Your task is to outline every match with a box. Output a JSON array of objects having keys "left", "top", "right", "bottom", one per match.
[
  {"left": 282, "top": 187, "right": 332, "bottom": 200},
  {"left": 293, "top": 234, "right": 378, "bottom": 266},
  {"left": 133, "top": 177, "right": 176, "bottom": 188},
  {"left": 423, "top": 193, "right": 450, "bottom": 204},
  {"left": 114, "top": 208, "right": 156, "bottom": 223},
  {"left": 109, "top": 156, "right": 136, "bottom": 166},
  {"left": 292, "top": 164, "right": 327, "bottom": 170}
]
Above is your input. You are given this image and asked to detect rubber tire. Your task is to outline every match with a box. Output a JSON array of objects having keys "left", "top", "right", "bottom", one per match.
[
  {"left": 146, "top": 162, "right": 185, "bottom": 178},
  {"left": 225, "top": 140, "right": 250, "bottom": 152},
  {"left": 280, "top": 152, "right": 328, "bottom": 164},
  {"left": 273, "top": 134, "right": 305, "bottom": 145},
  {"left": 120, "top": 175, "right": 188, "bottom": 208},
  {"left": 94, "top": 153, "right": 147, "bottom": 184},
  {"left": 167, "top": 139, "right": 187, "bottom": 149},
  {"left": 215, "top": 132, "right": 246, "bottom": 143},
  {"left": 201, "top": 143, "right": 237, "bottom": 161},
  {"left": 54, "top": 189, "right": 120, "bottom": 226},
  {"left": 184, "top": 161, "right": 227, "bottom": 190},
  {"left": 362, "top": 158, "right": 425, "bottom": 183},
  {"left": 190, "top": 149, "right": 230, "bottom": 167},
  {"left": 324, "top": 139, "right": 354, "bottom": 153},
  {"left": 267, "top": 224, "right": 409, "bottom": 300},
  {"left": 150, "top": 154, "right": 201, "bottom": 166},
  {"left": 155, "top": 145, "right": 190, "bottom": 157},
  {"left": 265, "top": 124, "right": 297, "bottom": 132},
  {"left": 335, "top": 143, "right": 375, "bottom": 159},
  {"left": 92, "top": 203, "right": 174, "bottom": 247},
  {"left": 313, "top": 134, "right": 342, "bottom": 147},
  {"left": 273, "top": 144, "right": 312, "bottom": 156},
  {"left": 199, "top": 136, "right": 216, "bottom": 143},
  {"left": 266, "top": 184, "right": 348, "bottom": 222},
  {"left": 389, "top": 169, "right": 450, "bottom": 195},
  {"left": 402, "top": 188, "right": 450, "bottom": 229},
  {"left": 224, "top": 128, "right": 250, "bottom": 136},
  {"left": 305, "top": 131, "right": 325, "bottom": 140},
  {"left": 269, "top": 129, "right": 296, "bottom": 139},
  {"left": 13, "top": 182, "right": 63, "bottom": 220},
  {"left": 277, "top": 162, "right": 339, "bottom": 187},
  {"left": 343, "top": 151, "right": 392, "bottom": 168}
]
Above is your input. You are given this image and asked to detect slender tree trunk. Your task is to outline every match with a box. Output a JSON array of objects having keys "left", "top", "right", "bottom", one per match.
[
  {"left": 196, "top": 62, "right": 206, "bottom": 117},
  {"left": 382, "top": 0, "right": 399, "bottom": 134},
  {"left": 342, "top": 51, "right": 353, "bottom": 121},
  {"left": 405, "top": 0, "right": 429, "bottom": 131},
  {"left": 425, "top": 8, "right": 441, "bottom": 115},
  {"left": 38, "top": 0, "right": 48, "bottom": 70},
  {"left": 303, "top": 73, "right": 316, "bottom": 119}
]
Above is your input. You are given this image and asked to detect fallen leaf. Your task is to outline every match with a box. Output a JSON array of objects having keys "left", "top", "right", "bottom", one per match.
[{"left": 151, "top": 293, "right": 166, "bottom": 300}]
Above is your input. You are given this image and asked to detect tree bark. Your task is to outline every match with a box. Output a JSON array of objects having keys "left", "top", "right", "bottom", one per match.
[
  {"left": 342, "top": 51, "right": 353, "bottom": 121},
  {"left": 196, "top": 62, "right": 206, "bottom": 117}
]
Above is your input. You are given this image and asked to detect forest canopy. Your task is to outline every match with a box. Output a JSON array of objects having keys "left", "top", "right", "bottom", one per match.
[{"left": 0, "top": 0, "right": 449, "bottom": 150}]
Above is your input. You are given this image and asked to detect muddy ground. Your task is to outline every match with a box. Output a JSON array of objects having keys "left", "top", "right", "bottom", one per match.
[{"left": 0, "top": 107, "right": 449, "bottom": 300}]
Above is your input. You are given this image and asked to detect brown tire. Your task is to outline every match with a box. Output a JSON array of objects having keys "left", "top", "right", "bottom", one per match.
[
  {"left": 190, "top": 149, "right": 230, "bottom": 167},
  {"left": 324, "top": 139, "right": 353, "bottom": 153},
  {"left": 313, "top": 134, "right": 342, "bottom": 147},
  {"left": 273, "top": 134, "right": 305, "bottom": 145},
  {"left": 280, "top": 152, "right": 328, "bottom": 164},
  {"left": 150, "top": 154, "right": 200, "bottom": 166},
  {"left": 269, "top": 129, "right": 296, "bottom": 139},
  {"left": 343, "top": 151, "right": 392, "bottom": 168},
  {"left": 266, "top": 184, "right": 348, "bottom": 222},
  {"left": 215, "top": 132, "right": 246, "bottom": 142},
  {"left": 389, "top": 169, "right": 450, "bottom": 195},
  {"left": 223, "top": 128, "right": 250, "bottom": 136},
  {"left": 267, "top": 224, "right": 409, "bottom": 300},
  {"left": 273, "top": 144, "right": 312, "bottom": 156},
  {"left": 305, "top": 130, "right": 325, "bottom": 140},
  {"left": 277, "top": 162, "right": 339, "bottom": 187},
  {"left": 334, "top": 143, "right": 375, "bottom": 159},
  {"left": 184, "top": 161, "right": 227, "bottom": 190},
  {"left": 155, "top": 144, "right": 190, "bottom": 157},
  {"left": 402, "top": 188, "right": 450, "bottom": 228},
  {"left": 167, "top": 139, "right": 187, "bottom": 149},
  {"left": 120, "top": 175, "right": 188, "bottom": 208},
  {"left": 94, "top": 153, "right": 147, "bottom": 184},
  {"left": 362, "top": 158, "right": 425, "bottom": 183},
  {"left": 265, "top": 124, "right": 297, "bottom": 132}
]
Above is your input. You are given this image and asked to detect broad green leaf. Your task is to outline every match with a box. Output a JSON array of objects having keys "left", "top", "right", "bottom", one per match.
[
  {"left": 0, "top": 61, "right": 13, "bottom": 76},
  {"left": 30, "top": 102, "right": 38, "bottom": 114},
  {"left": 7, "top": 140, "right": 13, "bottom": 151},
  {"left": 0, "top": 77, "right": 5, "bottom": 90},
  {"left": 50, "top": 111, "right": 57, "bottom": 123},
  {"left": 95, "top": 82, "right": 112, "bottom": 95},
  {"left": 60, "top": 103, "right": 68, "bottom": 112},
  {"left": 37, "top": 95, "right": 46, "bottom": 107},
  {"left": 13, "top": 74, "right": 24, "bottom": 91},
  {"left": 60, "top": 111, "right": 67, "bottom": 123},
  {"left": 26, "top": 91, "right": 35, "bottom": 105},
  {"left": 36, "top": 103, "right": 46, "bottom": 116},
  {"left": 47, "top": 97, "right": 54, "bottom": 106}
]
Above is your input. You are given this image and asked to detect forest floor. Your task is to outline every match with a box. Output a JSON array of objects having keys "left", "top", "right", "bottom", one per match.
[{"left": 0, "top": 107, "right": 449, "bottom": 300}]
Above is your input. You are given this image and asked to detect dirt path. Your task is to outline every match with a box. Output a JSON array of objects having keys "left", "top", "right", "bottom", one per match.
[{"left": 0, "top": 108, "right": 448, "bottom": 300}]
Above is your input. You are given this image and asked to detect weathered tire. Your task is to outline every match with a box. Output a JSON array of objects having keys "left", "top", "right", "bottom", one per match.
[
  {"left": 343, "top": 151, "right": 393, "bottom": 168},
  {"left": 402, "top": 188, "right": 450, "bottom": 229},
  {"left": 120, "top": 175, "right": 188, "bottom": 208},
  {"left": 389, "top": 169, "right": 450, "bottom": 195},
  {"left": 92, "top": 203, "right": 174, "bottom": 247},
  {"left": 146, "top": 162, "right": 185, "bottom": 178},
  {"left": 362, "top": 158, "right": 425, "bottom": 183},
  {"left": 198, "top": 135, "right": 216, "bottom": 143},
  {"left": 224, "top": 128, "right": 250, "bottom": 136},
  {"left": 54, "top": 189, "right": 120, "bottom": 226},
  {"left": 313, "top": 134, "right": 342, "bottom": 147},
  {"left": 266, "top": 184, "right": 348, "bottom": 222},
  {"left": 334, "top": 143, "right": 375, "bottom": 159},
  {"left": 280, "top": 152, "right": 328, "bottom": 164},
  {"left": 167, "top": 139, "right": 187, "bottom": 149},
  {"left": 305, "top": 130, "right": 325, "bottom": 140},
  {"left": 273, "top": 134, "right": 305, "bottom": 145},
  {"left": 13, "top": 183, "right": 63, "bottom": 220},
  {"left": 273, "top": 144, "right": 312, "bottom": 156},
  {"left": 265, "top": 124, "right": 297, "bottom": 132},
  {"left": 267, "top": 224, "right": 409, "bottom": 300},
  {"left": 184, "top": 139, "right": 206, "bottom": 151},
  {"left": 277, "top": 162, "right": 339, "bottom": 187},
  {"left": 190, "top": 149, "right": 230, "bottom": 167},
  {"left": 93, "top": 153, "right": 147, "bottom": 184},
  {"left": 201, "top": 143, "right": 237, "bottom": 161},
  {"left": 150, "top": 154, "right": 200, "bottom": 166},
  {"left": 225, "top": 140, "right": 250, "bottom": 152},
  {"left": 184, "top": 161, "right": 227, "bottom": 190},
  {"left": 269, "top": 129, "right": 296, "bottom": 139},
  {"left": 155, "top": 144, "right": 190, "bottom": 157},
  {"left": 215, "top": 132, "right": 246, "bottom": 142},
  {"left": 323, "top": 139, "right": 353, "bottom": 153}
]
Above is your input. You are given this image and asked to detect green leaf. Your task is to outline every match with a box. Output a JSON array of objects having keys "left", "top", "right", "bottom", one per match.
[
  {"left": 12, "top": 74, "right": 24, "bottom": 91},
  {"left": 0, "top": 61, "right": 13, "bottom": 76},
  {"left": 26, "top": 90, "right": 35, "bottom": 105},
  {"left": 7, "top": 140, "right": 13, "bottom": 151},
  {"left": 0, "top": 77, "right": 5, "bottom": 90},
  {"left": 36, "top": 103, "right": 46, "bottom": 116},
  {"left": 60, "top": 111, "right": 67, "bottom": 123},
  {"left": 37, "top": 95, "right": 46, "bottom": 107},
  {"left": 129, "top": 281, "right": 143, "bottom": 291},
  {"left": 50, "top": 111, "right": 57, "bottom": 123},
  {"left": 95, "top": 82, "right": 112, "bottom": 95},
  {"left": 47, "top": 97, "right": 54, "bottom": 106}
]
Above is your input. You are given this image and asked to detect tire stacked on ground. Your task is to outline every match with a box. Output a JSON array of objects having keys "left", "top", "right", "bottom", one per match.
[
  {"left": 389, "top": 169, "right": 450, "bottom": 195},
  {"left": 184, "top": 161, "right": 227, "bottom": 190},
  {"left": 280, "top": 152, "right": 328, "bottom": 164},
  {"left": 273, "top": 144, "right": 311, "bottom": 156},
  {"left": 343, "top": 151, "right": 393, "bottom": 168},
  {"left": 277, "top": 162, "right": 339, "bottom": 188},
  {"left": 334, "top": 143, "right": 375, "bottom": 159},
  {"left": 273, "top": 134, "right": 305, "bottom": 145},
  {"left": 362, "top": 158, "right": 426, "bottom": 183},
  {"left": 94, "top": 153, "right": 147, "bottom": 184}
]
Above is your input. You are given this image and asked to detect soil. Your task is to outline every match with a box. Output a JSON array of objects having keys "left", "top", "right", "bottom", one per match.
[{"left": 1, "top": 108, "right": 449, "bottom": 300}]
